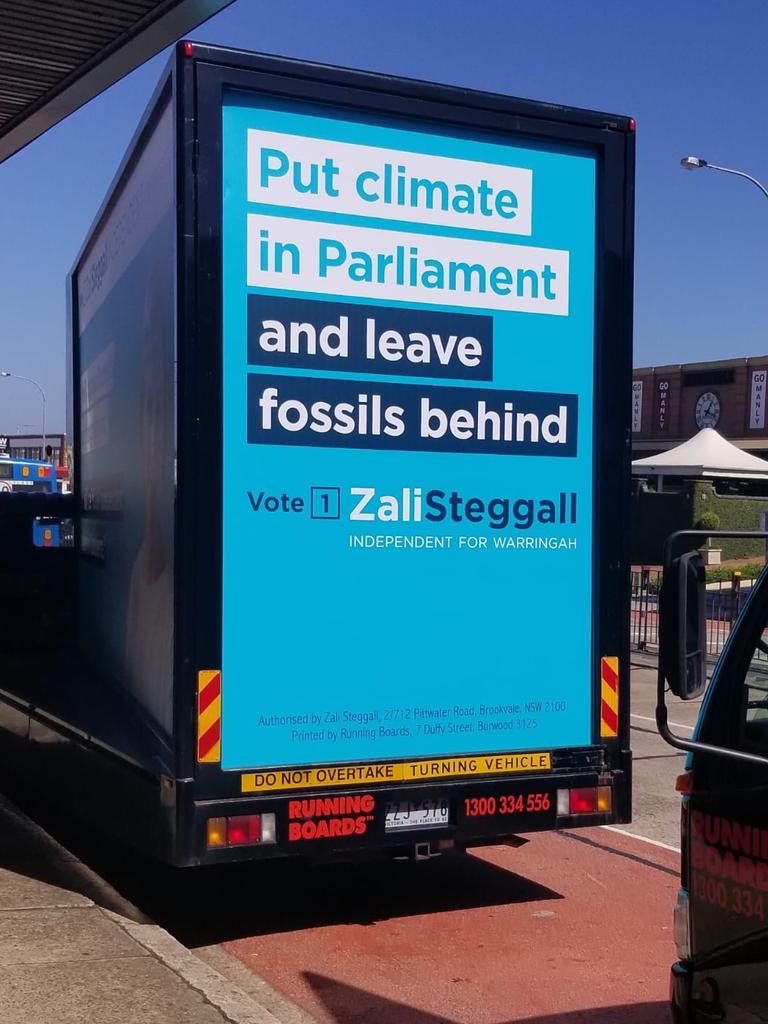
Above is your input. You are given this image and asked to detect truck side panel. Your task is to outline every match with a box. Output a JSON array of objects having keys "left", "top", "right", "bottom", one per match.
[{"left": 74, "top": 94, "right": 176, "bottom": 739}]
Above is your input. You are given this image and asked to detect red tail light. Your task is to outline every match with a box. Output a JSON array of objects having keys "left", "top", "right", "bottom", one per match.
[
  {"left": 557, "top": 786, "right": 612, "bottom": 816},
  {"left": 227, "top": 814, "right": 261, "bottom": 845},
  {"left": 206, "top": 812, "right": 276, "bottom": 849},
  {"left": 569, "top": 788, "right": 598, "bottom": 814}
]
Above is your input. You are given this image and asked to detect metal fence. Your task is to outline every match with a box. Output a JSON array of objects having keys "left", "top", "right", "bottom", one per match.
[{"left": 630, "top": 566, "right": 755, "bottom": 655}]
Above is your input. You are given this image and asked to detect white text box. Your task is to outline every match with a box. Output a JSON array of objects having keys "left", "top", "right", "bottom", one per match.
[
  {"left": 247, "top": 129, "right": 533, "bottom": 236},
  {"left": 246, "top": 215, "right": 568, "bottom": 315}
]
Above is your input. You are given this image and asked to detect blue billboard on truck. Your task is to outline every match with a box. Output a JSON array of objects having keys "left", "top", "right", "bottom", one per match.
[{"left": 221, "top": 100, "right": 596, "bottom": 774}]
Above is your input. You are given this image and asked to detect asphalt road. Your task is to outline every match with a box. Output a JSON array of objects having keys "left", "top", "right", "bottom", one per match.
[
  {"left": 1, "top": 659, "right": 692, "bottom": 1023},
  {"left": 620, "top": 655, "right": 703, "bottom": 849},
  {"left": 210, "top": 827, "right": 679, "bottom": 1024},
  {"left": 205, "top": 663, "right": 690, "bottom": 1023}
]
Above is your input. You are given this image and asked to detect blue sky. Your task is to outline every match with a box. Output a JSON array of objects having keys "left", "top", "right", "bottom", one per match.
[{"left": 1, "top": 0, "right": 768, "bottom": 433}]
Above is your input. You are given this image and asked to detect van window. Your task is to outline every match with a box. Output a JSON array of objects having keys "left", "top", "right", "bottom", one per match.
[{"left": 742, "top": 623, "right": 768, "bottom": 753}]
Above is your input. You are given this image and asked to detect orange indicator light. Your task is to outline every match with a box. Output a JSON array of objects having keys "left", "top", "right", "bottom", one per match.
[
  {"left": 597, "top": 786, "right": 612, "bottom": 812},
  {"left": 206, "top": 817, "right": 227, "bottom": 849},
  {"left": 675, "top": 771, "right": 694, "bottom": 795}
]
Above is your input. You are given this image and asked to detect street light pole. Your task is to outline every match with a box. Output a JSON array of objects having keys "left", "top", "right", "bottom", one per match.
[
  {"left": 0, "top": 371, "right": 46, "bottom": 459},
  {"left": 680, "top": 156, "right": 768, "bottom": 201}
]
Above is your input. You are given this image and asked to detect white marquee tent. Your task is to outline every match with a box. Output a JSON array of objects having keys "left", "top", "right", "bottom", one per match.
[{"left": 632, "top": 427, "right": 768, "bottom": 486}]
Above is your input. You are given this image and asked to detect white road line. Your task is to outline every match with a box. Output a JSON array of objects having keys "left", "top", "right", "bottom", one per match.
[
  {"left": 631, "top": 712, "right": 695, "bottom": 732},
  {"left": 602, "top": 825, "right": 681, "bottom": 854}
]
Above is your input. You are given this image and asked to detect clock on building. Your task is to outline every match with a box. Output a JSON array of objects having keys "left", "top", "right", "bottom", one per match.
[{"left": 695, "top": 391, "right": 721, "bottom": 429}]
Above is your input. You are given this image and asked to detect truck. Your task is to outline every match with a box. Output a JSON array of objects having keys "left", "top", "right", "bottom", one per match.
[
  {"left": 0, "top": 42, "right": 635, "bottom": 866},
  {"left": 0, "top": 456, "right": 57, "bottom": 494},
  {"left": 658, "top": 532, "right": 768, "bottom": 1022}
]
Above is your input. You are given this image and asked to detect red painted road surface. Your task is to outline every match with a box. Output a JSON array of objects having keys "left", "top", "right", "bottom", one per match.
[{"left": 225, "top": 827, "right": 678, "bottom": 1023}]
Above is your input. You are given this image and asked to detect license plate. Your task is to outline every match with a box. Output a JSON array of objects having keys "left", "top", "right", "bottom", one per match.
[{"left": 385, "top": 798, "right": 450, "bottom": 831}]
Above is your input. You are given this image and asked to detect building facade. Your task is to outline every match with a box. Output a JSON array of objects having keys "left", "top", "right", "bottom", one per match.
[
  {"left": 0, "top": 432, "right": 68, "bottom": 466},
  {"left": 632, "top": 356, "right": 768, "bottom": 456}
]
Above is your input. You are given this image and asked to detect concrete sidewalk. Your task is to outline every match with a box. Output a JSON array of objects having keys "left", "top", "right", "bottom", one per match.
[{"left": 0, "top": 795, "right": 309, "bottom": 1024}]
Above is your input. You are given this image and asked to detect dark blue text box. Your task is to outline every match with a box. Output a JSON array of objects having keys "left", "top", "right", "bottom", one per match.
[
  {"left": 247, "top": 374, "right": 577, "bottom": 458},
  {"left": 247, "top": 295, "right": 493, "bottom": 381}
]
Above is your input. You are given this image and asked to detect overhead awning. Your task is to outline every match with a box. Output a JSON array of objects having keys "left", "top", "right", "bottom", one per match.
[{"left": 0, "top": 0, "right": 234, "bottom": 163}]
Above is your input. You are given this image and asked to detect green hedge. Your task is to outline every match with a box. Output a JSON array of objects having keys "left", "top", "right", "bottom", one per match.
[
  {"left": 692, "top": 482, "right": 768, "bottom": 559},
  {"left": 705, "top": 564, "right": 763, "bottom": 583},
  {"left": 631, "top": 479, "right": 768, "bottom": 563}
]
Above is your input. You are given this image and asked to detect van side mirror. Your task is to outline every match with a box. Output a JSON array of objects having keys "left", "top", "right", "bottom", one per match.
[{"left": 659, "top": 551, "right": 706, "bottom": 700}]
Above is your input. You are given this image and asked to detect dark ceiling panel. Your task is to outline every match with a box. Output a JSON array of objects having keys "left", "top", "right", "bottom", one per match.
[{"left": 0, "top": 0, "right": 234, "bottom": 162}]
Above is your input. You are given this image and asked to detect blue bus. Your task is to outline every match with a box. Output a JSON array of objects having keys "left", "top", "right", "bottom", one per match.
[{"left": 0, "top": 458, "right": 57, "bottom": 494}]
